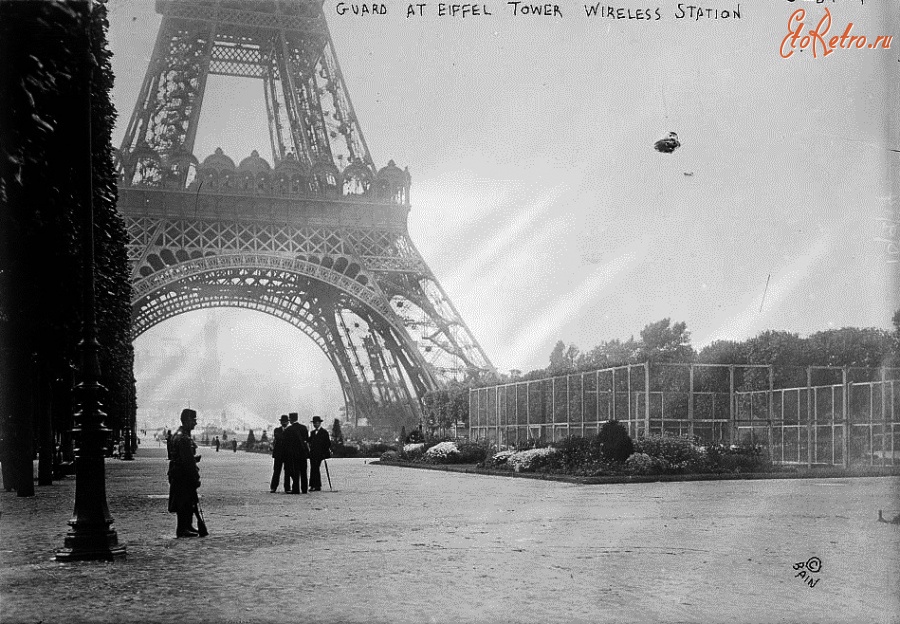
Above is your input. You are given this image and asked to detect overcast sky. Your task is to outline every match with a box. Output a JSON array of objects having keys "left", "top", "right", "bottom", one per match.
[{"left": 107, "top": 0, "right": 899, "bottom": 418}]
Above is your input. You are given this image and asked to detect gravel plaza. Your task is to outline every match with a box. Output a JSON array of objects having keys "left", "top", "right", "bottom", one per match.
[{"left": 1, "top": 448, "right": 899, "bottom": 624}]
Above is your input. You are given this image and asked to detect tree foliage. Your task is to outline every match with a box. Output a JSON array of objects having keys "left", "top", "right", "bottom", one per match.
[
  {"left": 421, "top": 384, "right": 469, "bottom": 435},
  {"left": 0, "top": 1, "right": 135, "bottom": 492}
]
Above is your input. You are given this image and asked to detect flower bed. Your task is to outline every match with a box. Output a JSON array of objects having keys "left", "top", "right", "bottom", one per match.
[
  {"left": 380, "top": 425, "right": 778, "bottom": 478},
  {"left": 474, "top": 424, "right": 779, "bottom": 477}
]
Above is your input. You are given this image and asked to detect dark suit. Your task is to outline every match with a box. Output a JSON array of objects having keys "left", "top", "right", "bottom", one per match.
[
  {"left": 270, "top": 426, "right": 289, "bottom": 492},
  {"left": 167, "top": 427, "right": 200, "bottom": 533},
  {"left": 284, "top": 421, "right": 309, "bottom": 493},
  {"left": 308, "top": 427, "right": 331, "bottom": 491}
]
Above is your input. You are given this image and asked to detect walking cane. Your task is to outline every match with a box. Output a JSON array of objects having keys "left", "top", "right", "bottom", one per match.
[{"left": 324, "top": 459, "right": 333, "bottom": 491}]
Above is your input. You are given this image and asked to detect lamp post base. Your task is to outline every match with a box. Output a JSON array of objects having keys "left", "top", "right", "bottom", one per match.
[{"left": 55, "top": 526, "right": 126, "bottom": 562}]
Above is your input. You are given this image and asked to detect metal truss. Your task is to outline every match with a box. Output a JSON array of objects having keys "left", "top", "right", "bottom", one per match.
[{"left": 120, "top": 0, "right": 495, "bottom": 427}]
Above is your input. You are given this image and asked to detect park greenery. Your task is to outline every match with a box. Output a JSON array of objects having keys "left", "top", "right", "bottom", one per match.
[
  {"left": 0, "top": 2, "right": 135, "bottom": 495},
  {"left": 380, "top": 420, "right": 775, "bottom": 478}
]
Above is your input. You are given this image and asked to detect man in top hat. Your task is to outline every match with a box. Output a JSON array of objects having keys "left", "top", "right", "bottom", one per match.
[
  {"left": 308, "top": 416, "right": 332, "bottom": 491},
  {"left": 269, "top": 415, "right": 290, "bottom": 493},
  {"left": 167, "top": 408, "right": 202, "bottom": 537},
  {"left": 283, "top": 412, "right": 309, "bottom": 494}
]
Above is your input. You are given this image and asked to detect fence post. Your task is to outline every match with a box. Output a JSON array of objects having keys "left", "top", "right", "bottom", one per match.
[
  {"left": 806, "top": 367, "right": 813, "bottom": 469},
  {"left": 688, "top": 364, "right": 695, "bottom": 439},
  {"left": 644, "top": 363, "right": 651, "bottom": 438},
  {"left": 495, "top": 386, "right": 500, "bottom": 448},
  {"left": 526, "top": 381, "right": 531, "bottom": 442},
  {"left": 471, "top": 389, "right": 476, "bottom": 440},
  {"left": 611, "top": 368, "right": 617, "bottom": 423},
  {"left": 729, "top": 365, "right": 735, "bottom": 445},
  {"left": 514, "top": 383, "right": 519, "bottom": 447},
  {"left": 842, "top": 367, "right": 849, "bottom": 468},
  {"left": 581, "top": 371, "right": 586, "bottom": 438},
  {"left": 475, "top": 389, "right": 481, "bottom": 440},
  {"left": 768, "top": 365, "right": 774, "bottom": 461},
  {"left": 881, "top": 367, "right": 887, "bottom": 468},
  {"left": 551, "top": 376, "right": 556, "bottom": 443},
  {"left": 627, "top": 365, "right": 633, "bottom": 437},
  {"left": 566, "top": 374, "right": 570, "bottom": 439}
]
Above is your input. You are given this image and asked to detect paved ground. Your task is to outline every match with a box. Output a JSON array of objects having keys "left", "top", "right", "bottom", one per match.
[{"left": 2, "top": 448, "right": 899, "bottom": 624}]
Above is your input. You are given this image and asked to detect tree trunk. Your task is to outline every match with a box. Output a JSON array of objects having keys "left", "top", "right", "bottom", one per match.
[{"left": 37, "top": 365, "right": 54, "bottom": 486}]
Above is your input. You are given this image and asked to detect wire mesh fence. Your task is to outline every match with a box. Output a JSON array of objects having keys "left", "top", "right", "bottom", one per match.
[{"left": 468, "top": 363, "right": 900, "bottom": 467}]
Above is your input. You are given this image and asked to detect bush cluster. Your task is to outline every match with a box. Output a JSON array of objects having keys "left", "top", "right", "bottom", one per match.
[
  {"left": 704, "top": 443, "right": 771, "bottom": 474},
  {"left": 386, "top": 438, "right": 491, "bottom": 465},
  {"left": 633, "top": 434, "right": 706, "bottom": 473}
]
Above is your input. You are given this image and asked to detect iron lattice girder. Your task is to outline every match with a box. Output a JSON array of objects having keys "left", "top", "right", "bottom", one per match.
[
  {"left": 132, "top": 263, "right": 435, "bottom": 408},
  {"left": 131, "top": 274, "right": 392, "bottom": 420},
  {"left": 122, "top": 0, "right": 371, "bottom": 178},
  {"left": 155, "top": 0, "right": 326, "bottom": 37},
  {"left": 123, "top": 196, "right": 494, "bottom": 382}
]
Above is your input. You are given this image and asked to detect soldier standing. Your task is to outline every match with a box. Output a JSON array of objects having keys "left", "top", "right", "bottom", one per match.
[{"left": 167, "top": 408, "right": 202, "bottom": 538}]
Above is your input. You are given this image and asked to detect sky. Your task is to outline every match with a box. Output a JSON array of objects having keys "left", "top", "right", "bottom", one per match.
[{"left": 106, "top": 0, "right": 899, "bottom": 422}]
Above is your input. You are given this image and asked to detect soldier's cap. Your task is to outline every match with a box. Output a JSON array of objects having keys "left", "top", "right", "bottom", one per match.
[
  {"left": 311, "top": 416, "right": 323, "bottom": 423},
  {"left": 180, "top": 408, "right": 197, "bottom": 424},
  {"left": 279, "top": 415, "right": 289, "bottom": 423}
]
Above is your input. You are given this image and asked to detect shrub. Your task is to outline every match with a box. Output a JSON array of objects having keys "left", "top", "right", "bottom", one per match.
[
  {"left": 488, "top": 450, "right": 515, "bottom": 467},
  {"left": 331, "top": 443, "right": 358, "bottom": 458},
  {"left": 424, "top": 441, "right": 460, "bottom": 463},
  {"left": 706, "top": 443, "right": 771, "bottom": 473},
  {"left": 508, "top": 447, "right": 557, "bottom": 473},
  {"left": 363, "top": 442, "right": 396, "bottom": 457},
  {"left": 625, "top": 452, "right": 654, "bottom": 475},
  {"left": 456, "top": 440, "right": 489, "bottom": 464},
  {"left": 552, "top": 436, "right": 598, "bottom": 470},
  {"left": 402, "top": 443, "right": 425, "bottom": 459},
  {"left": 634, "top": 434, "right": 705, "bottom": 473},
  {"left": 379, "top": 450, "right": 399, "bottom": 462},
  {"left": 406, "top": 429, "right": 425, "bottom": 443},
  {"left": 598, "top": 420, "right": 634, "bottom": 463}
]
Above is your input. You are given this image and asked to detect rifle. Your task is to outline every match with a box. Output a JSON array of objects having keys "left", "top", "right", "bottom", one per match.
[{"left": 194, "top": 499, "right": 209, "bottom": 537}]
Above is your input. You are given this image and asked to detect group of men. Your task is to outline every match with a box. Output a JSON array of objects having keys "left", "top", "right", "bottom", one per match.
[{"left": 270, "top": 412, "right": 331, "bottom": 494}]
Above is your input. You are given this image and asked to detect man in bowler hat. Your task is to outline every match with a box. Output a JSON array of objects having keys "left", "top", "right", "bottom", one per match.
[
  {"left": 308, "top": 416, "right": 331, "bottom": 491},
  {"left": 284, "top": 412, "right": 309, "bottom": 494},
  {"left": 270, "top": 415, "right": 290, "bottom": 493}
]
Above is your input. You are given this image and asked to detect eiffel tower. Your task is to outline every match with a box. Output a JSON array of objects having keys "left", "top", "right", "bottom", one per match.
[{"left": 117, "top": 0, "right": 494, "bottom": 427}]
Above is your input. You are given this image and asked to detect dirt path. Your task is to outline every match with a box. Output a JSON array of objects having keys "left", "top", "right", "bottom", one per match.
[{"left": 2, "top": 450, "right": 898, "bottom": 623}]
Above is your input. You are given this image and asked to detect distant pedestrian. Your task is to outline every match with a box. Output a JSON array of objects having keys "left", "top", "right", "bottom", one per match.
[
  {"left": 214, "top": 436, "right": 220, "bottom": 452},
  {"left": 232, "top": 439, "right": 237, "bottom": 453},
  {"left": 167, "top": 408, "right": 202, "bottom": 538},
  {"left": 308, "top": 416, "right": 331, "bottom": 492},
  {"left": 270, "top": 415, "right": 290, "bottom": 493},
  {"left": 283, "top": 412, "right": 309, "bottom": 494}
]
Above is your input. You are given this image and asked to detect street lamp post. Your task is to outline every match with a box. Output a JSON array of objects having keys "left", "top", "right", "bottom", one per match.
[{"left": 56, "top": 0, "right": 126, "bottom": 562}]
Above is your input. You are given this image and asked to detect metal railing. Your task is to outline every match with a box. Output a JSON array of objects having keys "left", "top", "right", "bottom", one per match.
[{"left": 468, "top": 364, "right": 900, "bottom": 467}]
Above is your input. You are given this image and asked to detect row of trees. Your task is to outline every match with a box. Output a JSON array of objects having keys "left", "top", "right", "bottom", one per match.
[
  {"left": 544, "top": 317, "right": 900, "bottom": 378},
  {"left": 0, "top": 3, "right": 136, "bottom": 494}
]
